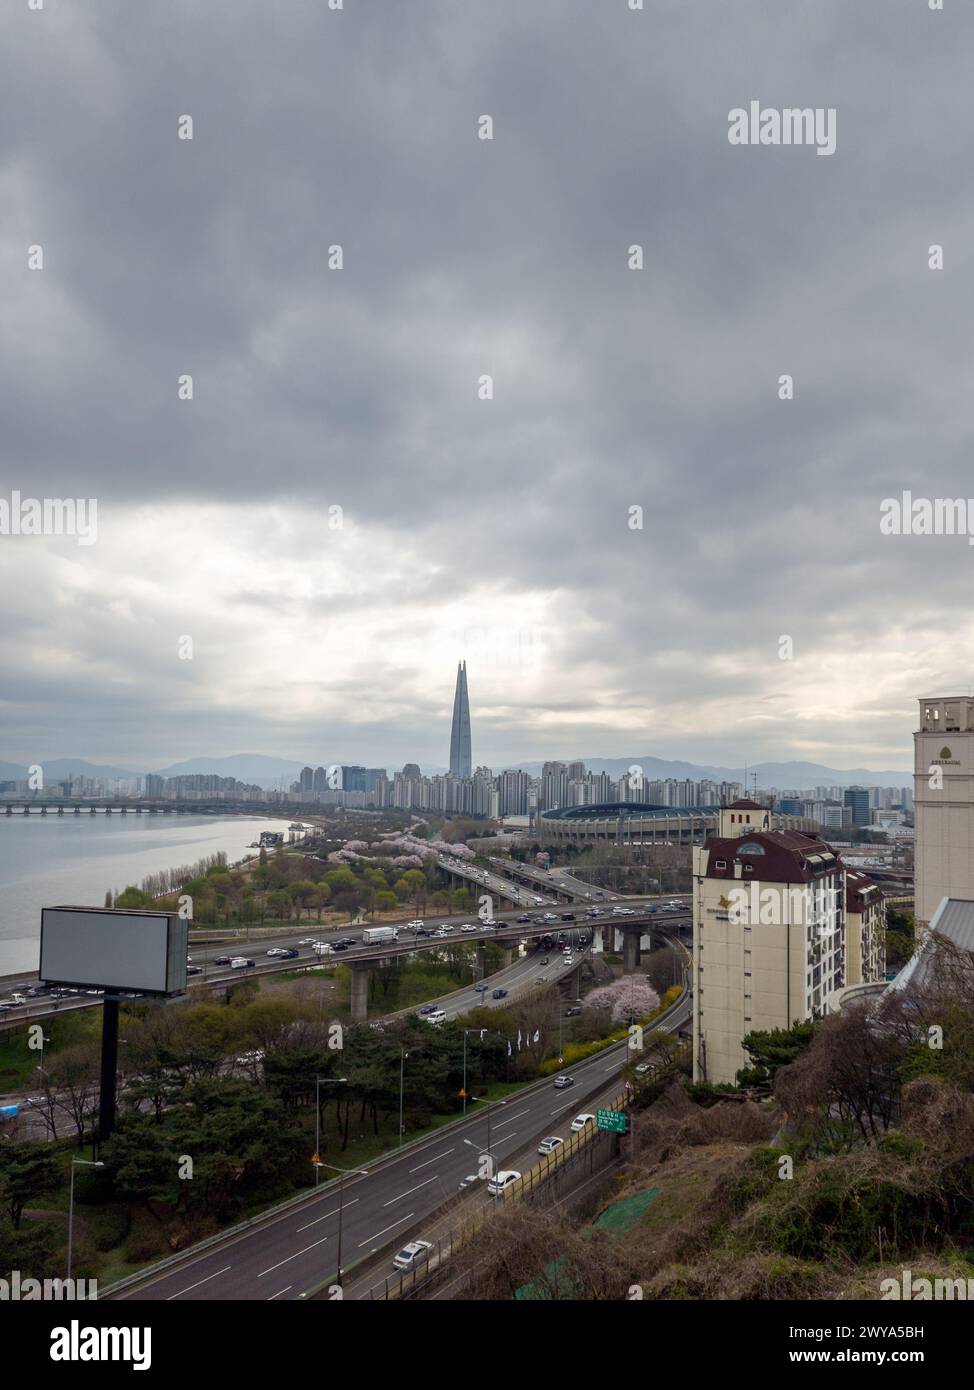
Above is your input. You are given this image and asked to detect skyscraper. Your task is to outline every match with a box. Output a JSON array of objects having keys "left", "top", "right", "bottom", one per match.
[{"left": 449, "top": 661, "right": 472, "bottom": 778}]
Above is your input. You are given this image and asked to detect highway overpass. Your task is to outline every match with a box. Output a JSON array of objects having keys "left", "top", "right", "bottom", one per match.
[
  {"left": 486, "top": 855, "right": 622, "bottom": 904},
  {"left": 0, "top": 899, "right": 689, "bottom": 1030}
]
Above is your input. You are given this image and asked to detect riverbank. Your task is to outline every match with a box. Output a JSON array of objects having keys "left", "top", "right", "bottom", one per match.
[{"left": 0, "top": 813, "right": 296, "bottom": 976}]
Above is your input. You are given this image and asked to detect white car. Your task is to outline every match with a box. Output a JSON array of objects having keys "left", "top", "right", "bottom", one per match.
[
  {"left": 299, "top": 937, "right": 318, "bottom": 946},
  {"left": 266, "top": 947, "right": 289, "bottom": 957},
  {"left": 486, "top": 1170, "right": 521, "bottom": 1196},
  {"left": 392, "top": 1239, "right": 433, "bottom": 1272},
  {"left": 434, "top": 928, "right": 450, "bottom": 938},
  {"left": 537, "top": 1136, "right": 564, "bottom": 1156},
  {"left": 424, "top": 1009, "right": 447, "bottom": 1024},
  {"left": 460, "top": 924, "right": 478, "bottom": 933},
  {"left": 407, "top": 920, "right": 424, "bottom": 929},
  {"left": 570, "top": 1113, "right": 596, "bottom": 1133}
]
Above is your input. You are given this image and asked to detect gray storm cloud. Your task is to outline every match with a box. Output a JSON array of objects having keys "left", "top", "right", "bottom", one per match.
[{"left": 0, "top": 0, "right": 971, "bottom": 770}]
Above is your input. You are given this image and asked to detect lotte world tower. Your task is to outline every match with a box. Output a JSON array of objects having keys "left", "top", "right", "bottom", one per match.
[{"left": 449, "top": 661, "right": 472, "bottom": 778}]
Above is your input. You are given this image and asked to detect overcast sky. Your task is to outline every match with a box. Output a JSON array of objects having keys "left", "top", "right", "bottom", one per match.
[{"left": 2, "top": 0, "right": 972, "bottom": 776}]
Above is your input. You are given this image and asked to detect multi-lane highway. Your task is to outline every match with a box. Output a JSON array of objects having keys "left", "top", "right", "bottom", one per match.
[
  {"left": 433, "top": 854, "right": 558, "bottom": 907},
  {"left": 108, "top": 989, "right": 691, "bottom": 1303},
  {"left": 0, "top": 897, "right": 690, "bottom": 1030},
  {"left": 487, "top": 856, "right": 623, "bottom": 904}
]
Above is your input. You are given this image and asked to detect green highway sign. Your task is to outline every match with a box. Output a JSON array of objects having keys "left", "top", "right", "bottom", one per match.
[{"left": 596, "top": 1108, "right": 627, "bottom": 1134}]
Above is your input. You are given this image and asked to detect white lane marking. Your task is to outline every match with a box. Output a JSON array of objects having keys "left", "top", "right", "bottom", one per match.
[
  {"left": 409, "top": 1148, "right": 454, "bottom": 1173},
  {"left": 383, "top": 1174, "right": 438, "bottom": 1206},
  {"left": 359, "top": 1212, "right": 414, "bottom": 1247},
  {"left": 167, "top": 1265, "right": 231, "bottom": 1300},
  {"left": 296, "top": 1197, "right": 359, "bottom": 1233},
  {"left": 268, "top": 1286, "right": 292, "bottom": 1300},
  {"left": 258, "top": 1236, "right": 329, "bottom": 1277},
  {"left": 491, "top": 1108, "right": 529, "bottom": 1129}
]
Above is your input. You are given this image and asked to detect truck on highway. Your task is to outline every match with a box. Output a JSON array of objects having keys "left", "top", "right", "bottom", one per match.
[
  {"left": 312, "top": 941, "right": 334, "bottom": 955},
  {"left": 362, "top": 926, "right": 399, "bottom": 943}
]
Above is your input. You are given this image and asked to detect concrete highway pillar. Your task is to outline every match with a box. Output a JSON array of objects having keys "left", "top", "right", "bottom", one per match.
[
  {"left": 500, "top": 945, "right": 515, "bottom": 968},
  {"left": 622, "top": 927, "right": 640, "bottom": 973},
  {"left": 476, "top": 941, "right": 487, "bottom": 976},
  {"left": 349, "top": 962, "right": 370, "bottom": 1022}
]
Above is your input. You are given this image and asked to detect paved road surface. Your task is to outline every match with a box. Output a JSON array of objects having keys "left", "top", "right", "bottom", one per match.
[{"left": 111, "top": 994, "right": 691, "bottom": 1303}]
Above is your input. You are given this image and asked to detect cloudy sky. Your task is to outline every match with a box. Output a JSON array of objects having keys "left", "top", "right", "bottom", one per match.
[{"left": 2, "top": 0, "right": 973, "bottom": 776}]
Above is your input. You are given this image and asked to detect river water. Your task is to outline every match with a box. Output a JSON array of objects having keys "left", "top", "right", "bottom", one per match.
[{"left": 0, "top": 812, "right": 295, "bottom": 976}]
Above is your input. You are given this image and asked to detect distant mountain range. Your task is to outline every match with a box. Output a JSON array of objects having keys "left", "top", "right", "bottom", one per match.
[
  {"left": 507, "top": 756, "right": 912, "bottom": 791},
  {"left": 0, "top": 755, "right": 304, "bottom": 788},
  {"left": 0, "top": 752, "right": 913, "bottom": 791},
  {"left": 0, "top": 757, "right": 143, "bottom": 783}
]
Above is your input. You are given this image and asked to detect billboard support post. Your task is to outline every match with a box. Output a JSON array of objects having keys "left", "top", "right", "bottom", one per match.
[{"left": 98, "top": 999, "right": 120, "bottom": 1145}]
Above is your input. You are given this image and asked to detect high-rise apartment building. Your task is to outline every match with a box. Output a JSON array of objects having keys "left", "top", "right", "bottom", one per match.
[
  {"left": 692, "top": 823, "right": 845, "bottom": 1085},
  {"left": 498, "top": 769, "right": 530, "bottom": 815},
  {"left": 844, "top": 868, "right": 886, "bottom": 986}
]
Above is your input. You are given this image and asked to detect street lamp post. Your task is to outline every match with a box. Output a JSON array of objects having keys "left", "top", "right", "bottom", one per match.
[
  {"left": 67, "top": 1158, "right": 104, "bottom": 1281},
  {"left": 314, "top": 1076, "right": 347, "bottom": 1186},
  {"left": 461, "top": 1029, "right": 486, "bottom": 1117},
  {"left": 398, "top": 1049, "right": 408, "bottom": 1148},
  {"left": 464, "top": 1094, "right": 507, "bottom": 1185},
  {"left": 315, "top": 1162, "right": 368, "bottom": 1287}
]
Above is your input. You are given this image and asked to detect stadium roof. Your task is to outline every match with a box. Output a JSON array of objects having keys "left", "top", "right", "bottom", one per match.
[{"left": 540, "top": 802, "right": 716, "bottom": 821}]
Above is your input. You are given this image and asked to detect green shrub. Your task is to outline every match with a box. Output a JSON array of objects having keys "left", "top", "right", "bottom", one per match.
[{"left": 92, "top": 1206, "right": 132, "bottom": 1252}]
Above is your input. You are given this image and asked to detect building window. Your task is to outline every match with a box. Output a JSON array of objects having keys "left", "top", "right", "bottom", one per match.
[{"left": 714, "top": 859, "right": 727, "bottom": 870}]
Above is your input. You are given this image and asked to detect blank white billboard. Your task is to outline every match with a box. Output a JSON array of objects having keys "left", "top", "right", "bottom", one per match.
[{"left": 39, "top": 906, "right": 188, "bottom": 996}]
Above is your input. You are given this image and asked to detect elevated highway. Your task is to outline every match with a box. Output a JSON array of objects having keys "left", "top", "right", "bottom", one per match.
[
  {"left": 0, "top": 900, "right": 689, "bottom": 1030},
  {"left": 486, "top": 856, "right": 622, "bottom": 904}
]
